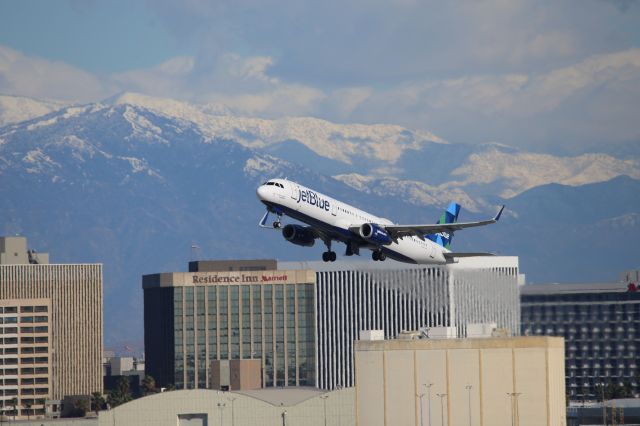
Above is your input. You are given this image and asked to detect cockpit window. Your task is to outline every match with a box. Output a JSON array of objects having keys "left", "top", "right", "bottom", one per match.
[
  {"left": 263, "top": 181, "right": 284, "bottom": 189},
  {"left": 264, "top": 181, "right": 284, "bottom": 188}
]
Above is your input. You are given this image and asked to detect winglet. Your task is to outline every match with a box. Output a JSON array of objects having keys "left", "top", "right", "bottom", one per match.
[{"left": 494, "top": 205, "right": 505, "bottom": 221}]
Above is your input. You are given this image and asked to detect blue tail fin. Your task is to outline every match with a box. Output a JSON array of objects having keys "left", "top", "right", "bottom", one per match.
[{"left": 426, "top": 202, "right": 461, "bottom": 249}]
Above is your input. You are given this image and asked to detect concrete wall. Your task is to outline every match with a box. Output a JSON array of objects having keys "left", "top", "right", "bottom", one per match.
[
  {"left": 98, "top": 388, "right": 355, "bottom": 426},
  {"left": 0, "top": 236, "right": 28, "bottom": 264},
  {"left": 355, "top": 337, "right": 566, "bottom": 426}
]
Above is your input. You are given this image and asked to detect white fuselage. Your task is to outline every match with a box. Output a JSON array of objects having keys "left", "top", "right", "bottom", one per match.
[{"left": 257, "top": 179, "right": 448, "bottom": 264}]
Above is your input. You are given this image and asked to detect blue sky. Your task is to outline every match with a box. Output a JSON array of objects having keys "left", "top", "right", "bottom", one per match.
[{"left": 1, "top": 0, "right": 639, "bottom": 153}]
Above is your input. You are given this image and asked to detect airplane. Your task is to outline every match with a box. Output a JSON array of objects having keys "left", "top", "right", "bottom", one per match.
[{"left": 256, "top": 178, "right": 504, "bottom": 264}]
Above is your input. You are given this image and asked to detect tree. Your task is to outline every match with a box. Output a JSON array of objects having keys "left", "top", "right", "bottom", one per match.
[
  {"left": 595, "top": 382, "right": 633, "bottom": 401},
  {"left": 9, "top": 397, "right": 18, "bottom": 421},
  {"left": 24, "top": 401, "right": 32, "bottom": 420},
  {"left": 141, "top": 375, "right": 157, "bottom": 396},
  {"left": 107, "top": 376, "right": 133, "bottom": 408},
  {"left": 91, "top": 392, "right": 106, "bottom": 415},
  {"left": 71, "top": 399, "right": 89, "bottom": 418}
]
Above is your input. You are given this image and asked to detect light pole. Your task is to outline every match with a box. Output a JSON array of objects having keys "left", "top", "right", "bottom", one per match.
[
  {"left": 507, "top": 393, "right": 521, "bottom": 426},
  {"left": 423, "top": 383, "right": 434, "bottom": 426},
  {"left": 417, "top": 392, "right": 425, "bottom": 426},
  {"left": 228, "top": 397, "right": 236, "bottom": 426},
  {"left": 217, "top": 402, "right": 226, "bottom": 425},
  {"left": 436, "top": 393, "right": 447, "bottom": 426},
  {"left": 320, "top": 394, "right": 329, "bottom": 426},
  {"left": 599, "top": 383, "right": 607, "bottom": 426},
  {"left": 465, "top": 385, "right": 472, "bottom": 426}
]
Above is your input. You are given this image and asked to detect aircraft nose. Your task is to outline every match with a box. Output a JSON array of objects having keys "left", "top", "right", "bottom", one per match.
[{"left": 256, "top": 185, "right": 268, "bottom": 200}]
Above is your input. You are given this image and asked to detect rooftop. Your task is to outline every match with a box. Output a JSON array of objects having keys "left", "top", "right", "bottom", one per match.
[{"left": 520, "top": 282, "right": 633, "bottom": 295}]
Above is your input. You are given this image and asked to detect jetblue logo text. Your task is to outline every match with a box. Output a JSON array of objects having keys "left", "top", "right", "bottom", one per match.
[{"left": 297, "top": 189, "right": 330, "bottom": 211}]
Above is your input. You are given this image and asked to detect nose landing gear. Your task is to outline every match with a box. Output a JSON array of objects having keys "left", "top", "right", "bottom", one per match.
[{"left": 259, "top": 209, "right": 283, "bottom": 229}]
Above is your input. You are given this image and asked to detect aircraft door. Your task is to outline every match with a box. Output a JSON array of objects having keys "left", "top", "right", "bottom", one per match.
[
  {"left": 331, "top": 201, "right": 337, "bottom": 216},
  {"left": 291, "top": 184, "right": 299, "bottom": 200}
]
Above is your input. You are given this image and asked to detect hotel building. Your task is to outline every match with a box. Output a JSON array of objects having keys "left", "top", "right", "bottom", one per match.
[{"left": 143, "top": 260, "right": 316, "bottom": 389}]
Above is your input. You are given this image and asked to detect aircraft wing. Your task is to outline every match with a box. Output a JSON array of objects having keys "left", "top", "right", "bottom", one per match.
[{"left": 382, "top": 205, "right": 505, "bottom": 240}]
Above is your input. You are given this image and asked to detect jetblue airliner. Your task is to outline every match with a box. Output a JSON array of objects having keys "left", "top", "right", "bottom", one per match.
[{"left": 256, "top": 179, "right": 504, "bottom": 264}]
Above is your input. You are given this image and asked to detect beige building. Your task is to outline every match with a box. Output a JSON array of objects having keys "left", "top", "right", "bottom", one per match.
[
  {"left": 98, "top": 388, "right": 355, "bottom": 426},
  {"left": 0, "top": 236, "right": 103, "bottom": 420},
  {"left": 355, "top": 336, "right": 566, "bottom": 426},
  {"left": 0, "top": 298, "right": 52, "bottom": 419},
  {"left": 210, "top": 359, "right": 262, "bottom": 391}
]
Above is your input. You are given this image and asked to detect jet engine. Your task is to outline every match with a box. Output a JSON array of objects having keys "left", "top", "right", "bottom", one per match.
[
  {"left": 282, "top": 224, "right": 316, "bottom": 247},
  {"left": 359, "top": 223, "right": 392, "bottom": 245}
]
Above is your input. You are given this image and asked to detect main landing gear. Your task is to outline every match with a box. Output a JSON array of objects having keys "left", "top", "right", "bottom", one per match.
[
  {"left": 372, "top": 249, "right": 386, "bottom": 261},
  {"left": 322, "top": 251, "right": 337, "bottom": 262},
  {"left": 259, "top": 209, "right": 283, "bottom": 229},
  {"left": 322, "top": 239, "right": 337, "bottom": 262}
]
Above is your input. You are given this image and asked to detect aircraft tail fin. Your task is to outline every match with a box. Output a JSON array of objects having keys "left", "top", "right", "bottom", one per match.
[{"left": 426, "top": 202, "right": 461, "bottom": 249}]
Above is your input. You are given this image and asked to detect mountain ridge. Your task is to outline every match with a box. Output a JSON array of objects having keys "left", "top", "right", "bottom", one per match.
[{"left": 1, "top": 93, "right": 638, "bottom": 348}]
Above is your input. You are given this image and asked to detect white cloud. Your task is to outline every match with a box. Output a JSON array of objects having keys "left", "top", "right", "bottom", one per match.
[
  {"left": 333, "top": 49, "right": 640, "bottom": 150},
  {"left": 0, "top": 38, "right": 638, "bottom": 153},
  {"left": 112, "top": 56, "right": 197, "bottom": 99},
  {"left": 111, "top": 52, "right": 325, "bottom": 116},
  {"left": 208, "top": 84, "right": 326, "bottom": 117},
  {"left": 224, "top": 54, "right": 278, "bottom": 83},
  {"left": 0, "top": 45, "right": 114, "bottom": 102}
]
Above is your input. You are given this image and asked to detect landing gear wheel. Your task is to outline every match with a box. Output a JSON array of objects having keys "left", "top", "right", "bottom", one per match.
[
  {"left": 372, "top": 250, "right": 386, "bottom": 261},
  {"left": 322, "top": 251, "right": 337, "bottom": 262},
  {"left": 273, "top": 221, "right": 281, "bottom": 229}
]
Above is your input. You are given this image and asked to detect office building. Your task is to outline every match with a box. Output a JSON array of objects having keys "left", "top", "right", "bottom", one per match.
[
  {"left": 0, "top": 236, "right": 103, "bottom": 420},
  {"left": 143, "top": 260, "right": 316, "bottom": 389},
  {"left": 282, "top": 256, "right": 520, "bottom": 389},
  {"left": 521, "top": 281, "right": 640, "bottom": 400},
  {"left": 355, "top": 336, "right": 566, "bottom": 426}
]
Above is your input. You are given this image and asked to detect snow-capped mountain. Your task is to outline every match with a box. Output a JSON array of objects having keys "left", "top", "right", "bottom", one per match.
[
  {"left": 105, "top": 92, "right": 446, "bottom": 164},
  {"left": 1, "top": 93, "right": 638, "bottom": 349},
  {"left": 0, "top": 94, "right": 67, "bottom": 127},
  {"left": 4, "top": 92, "right": 638, "bottom": 209}
]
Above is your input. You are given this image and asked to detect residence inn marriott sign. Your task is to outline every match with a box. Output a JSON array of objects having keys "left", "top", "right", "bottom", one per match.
[{"left": 142, "top": 268, "right": 317, "bottom": 389}]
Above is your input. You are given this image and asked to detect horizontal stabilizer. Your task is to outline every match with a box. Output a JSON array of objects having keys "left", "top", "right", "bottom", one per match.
[{"left": 443, "top": 252, "right": 496, "bottom": 260}]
